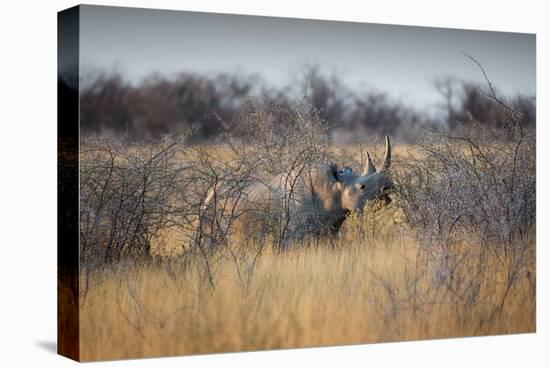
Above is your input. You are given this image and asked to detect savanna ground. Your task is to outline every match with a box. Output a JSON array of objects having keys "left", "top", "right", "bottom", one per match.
[{"left": 78, "top": 126, "right": 535, "bottom": 360}]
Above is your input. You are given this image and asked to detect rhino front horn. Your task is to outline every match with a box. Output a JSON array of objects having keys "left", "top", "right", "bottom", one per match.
[{"left": 382, "top": 136, "right": 391, "bottom": 170}]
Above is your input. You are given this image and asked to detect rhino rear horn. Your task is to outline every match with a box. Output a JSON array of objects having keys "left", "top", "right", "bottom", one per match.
[{"left": 363, "top": 151, "right": 376, "bottom": 176}]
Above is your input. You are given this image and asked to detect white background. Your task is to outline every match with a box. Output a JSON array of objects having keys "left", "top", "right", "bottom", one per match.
[{"left": 0, "top": 0, "right": 547, "bottom": 365}]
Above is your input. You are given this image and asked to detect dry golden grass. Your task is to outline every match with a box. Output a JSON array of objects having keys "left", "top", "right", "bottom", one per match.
[
  {"left": 78, "top": 143, "right": 535, "bottom": 361},
  {"left": 79, "top": 214, "right": 535, "bottom": 361}
]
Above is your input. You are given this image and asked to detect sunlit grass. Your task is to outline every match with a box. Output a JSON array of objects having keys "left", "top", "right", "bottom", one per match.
[{"left": 79, "top": 212, "right": 535, "bottom": 361}]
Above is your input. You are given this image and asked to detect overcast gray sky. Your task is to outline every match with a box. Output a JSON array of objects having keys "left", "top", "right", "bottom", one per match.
[{"left": 79, "top": 5, "right": 536, "bottom": 109}]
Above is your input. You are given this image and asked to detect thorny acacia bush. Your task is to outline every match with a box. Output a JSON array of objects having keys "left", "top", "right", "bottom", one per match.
[
  {"left": 79, "top": 98, "right": 333, "bottom": 284},
  {"left": 221, "top": 98, "right": 331, "bottom": 176},
  {"left": 79, "top": 137, "right": 186, "bottom": 270},
  {"left": 393, "top": 115, "right": 535, "bottom": 311},
  {"left": 180, "top": 99, "right": 334, "bottom": 285},
  {"left": 196, "top": 98, "right": 333, "bottom": 249}
]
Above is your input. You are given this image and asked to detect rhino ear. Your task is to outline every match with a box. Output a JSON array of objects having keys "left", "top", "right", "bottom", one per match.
[
  {"left": 328, "top": 163, "right": 340, "bottom": 182},
  {"left": 326, "top": 164, "right": 345, "bottom": 193},
  {"left": 363, "top": 151, "right": 377, "bottom": 176}
]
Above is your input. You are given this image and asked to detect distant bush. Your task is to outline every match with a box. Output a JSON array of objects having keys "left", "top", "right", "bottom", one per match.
[
  {"left": 433, "top": 76, "right": 535, "bottom": 131},
  {"left": 80, "top": 71, "right": 258, "bottom": 141},
  {"left": 79, "top": 67, "right": 537, "bottom": 143}
]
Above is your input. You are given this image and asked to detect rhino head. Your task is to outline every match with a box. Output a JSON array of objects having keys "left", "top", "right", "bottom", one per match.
[{"left": 335, "top": 136, "right": 394, "bottom": 213}]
